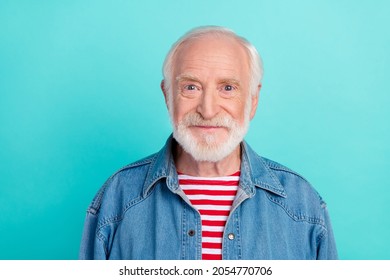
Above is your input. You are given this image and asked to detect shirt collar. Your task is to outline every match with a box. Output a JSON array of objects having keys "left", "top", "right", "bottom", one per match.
[{"left": 143, "top": 135, "right": 286, "bottom": 198}]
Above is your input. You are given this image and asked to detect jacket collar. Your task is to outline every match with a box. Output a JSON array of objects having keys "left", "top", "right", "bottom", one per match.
[
  {"left": 143, "top": 135, "right": 286, "bottom": 198},
  {"left": 240, "top": 141, "right": 286, "bottom": 198}
]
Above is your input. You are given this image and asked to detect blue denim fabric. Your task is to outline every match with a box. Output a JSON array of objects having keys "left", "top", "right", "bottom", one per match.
[{"left": 79, "top": 136, "right": 338, "bottom": 259}]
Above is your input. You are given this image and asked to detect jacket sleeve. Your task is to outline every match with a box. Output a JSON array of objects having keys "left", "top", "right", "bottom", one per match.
[
  {"left": 317, "top": 206, "right": 338, "bottom": 260},
  {"left": 79, "top": 211, "right": 107, "bottom": 260}
]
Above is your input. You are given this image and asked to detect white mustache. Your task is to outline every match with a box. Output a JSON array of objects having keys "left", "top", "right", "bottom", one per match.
[{"left": 180, "top": 113, "right": 234, "bottom": 128}]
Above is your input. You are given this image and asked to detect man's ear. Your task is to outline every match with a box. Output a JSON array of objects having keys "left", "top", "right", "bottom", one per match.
[
  {"left": 249, "top": 84, "right": 261, "bottom": 120},
  {"left": 161, "top": 80, "right": 169, "bottom": 106}
]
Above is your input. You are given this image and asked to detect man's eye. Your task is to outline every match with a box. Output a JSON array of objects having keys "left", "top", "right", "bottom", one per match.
[
  {"left": 185, "top": 85, "right": 197, "bottom": 90},
  {"left": 224, "top": 85, "right": 233, "bottom": 91}
]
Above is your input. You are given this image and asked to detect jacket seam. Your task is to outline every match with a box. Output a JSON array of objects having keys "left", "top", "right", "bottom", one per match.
[
  {"left": 94, "top": 187, "right": 157, "bottom": 258},
  {"left": 96, "top": 230, "right": 109, "bottom": 258},
  {"left": 268, "top": 165, "right": 311, "bottom": 185},
  {"left": 107, "top": 156, "right": 155, "bottom": 182},
  {"left": 88, "top": 156, "right": 156, "bottom": 214},
  {"left": 316, "top": 226, "right": 328, "bottom": 244},
  {"left": 96, "top": 185, "right": 156, "bottom": 233},
  {"left": 267, "top": 165, "right": 325, "bottom": 203},
  {"left": 266, "top": 194, "right": 326, "bottom": 227}
]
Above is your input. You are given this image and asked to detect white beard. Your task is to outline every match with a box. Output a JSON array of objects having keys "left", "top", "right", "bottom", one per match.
[{"left": 171, "top": 100, "right": 251, "bottom": 162}]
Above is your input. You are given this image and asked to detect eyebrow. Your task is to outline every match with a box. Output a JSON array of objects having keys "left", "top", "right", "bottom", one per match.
[
  {"left": 219, "top": 78, "right": 241, "bottom": 87},
  {"left": 176, "top": 75, "right": 241, "bottom": 86},
  {"left": 175, "top": 74, "right": 200, "bottom": 83}
]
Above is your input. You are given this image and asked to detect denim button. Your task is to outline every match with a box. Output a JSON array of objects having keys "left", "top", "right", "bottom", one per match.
[
  {"left": 188, "top": 229, "right": 195, "bottom": 236},
  {"left": 228, "top": 233, "right": 235, "bottom": 240}
]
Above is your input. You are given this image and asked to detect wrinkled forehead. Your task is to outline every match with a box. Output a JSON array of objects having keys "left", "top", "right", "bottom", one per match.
[{"left": 173, "top": 35, "right": 251, "bottom": 74}]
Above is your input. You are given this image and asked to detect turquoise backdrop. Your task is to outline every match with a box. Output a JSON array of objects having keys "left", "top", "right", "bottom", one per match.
[{"left": 1, "top": 0, "right": 389, "bottom": 259}]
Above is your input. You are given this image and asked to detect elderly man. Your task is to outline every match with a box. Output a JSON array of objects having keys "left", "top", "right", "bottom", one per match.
[{"left": 79, "top": 26, "right": 338, "bottom": 260}]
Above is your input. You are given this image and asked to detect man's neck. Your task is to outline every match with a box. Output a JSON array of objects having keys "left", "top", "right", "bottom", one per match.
[{"left": 173, "top": 143, "right": 241, "bottom": 177}]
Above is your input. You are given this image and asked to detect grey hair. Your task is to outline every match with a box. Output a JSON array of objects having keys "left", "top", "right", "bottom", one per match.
[{"left": 162, "top": 26, "right": 263, "bottom": 97}]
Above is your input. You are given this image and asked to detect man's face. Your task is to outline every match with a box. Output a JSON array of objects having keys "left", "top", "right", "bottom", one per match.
[{"left": 165, "top": 35, "right": 258, "bottom": 162}]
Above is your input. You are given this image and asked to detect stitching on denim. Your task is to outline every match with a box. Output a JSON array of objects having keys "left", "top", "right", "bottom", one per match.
[
  {"left": 97, "top": 214, "right": 123, "bottom": 230},
  {"left": 266, "top": 162, "right": 324, "bottom": 203},
  {"left": 266, "top": 194, "right": 326, "bottom": 226},
  {"left": 121, "top": 154, "right": 156, "bottom": 170},
  {"left": 88, "top": 176, "right": 118, "bottom": 214},
  {"left": 257, "top": 181, "right": 285, "bottom": 196},
  {"left": 90, "top": 151, "right": 161, "bottom": 254},
  {"left": 181, "top": 202, "right": 187, "bottom": 260},
  {"left": 108, "top": 157, "right": 155, "bottom": 182},
  {"left": 266, "top": 161, "right": 294, "bottom": 172},
  {"left": 316, "top": 227, "right": 327, "bottom": 244},
  {"left": 268, "top": 165, "right": 312, "bottom": 185},
  {"left": 251, "top": 154, "right": 287, "bottom": 197},
  {"left": 144, "top": 177, "right": 166, "bottom": 197},
  {"left": 94, "top": 194, "right": 151, "bottom": 252},
  {"left": 235, "top": 209, "right": 242, "bottom": 260},
  {"left": 143, "top": 154, "right": 166, "bottom": 194},
  {"left": 96, "top": 187, "right": 155, "bottom": 234},
  {"left": 96, "top": 231, "right": 109, "bottom": 258},
  {"left": 88, "top": 155, "right": 156, "bottom": 214}
]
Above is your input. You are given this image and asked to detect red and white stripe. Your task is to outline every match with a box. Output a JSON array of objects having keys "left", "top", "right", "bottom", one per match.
[{"left": 178, "top": 171, "right": 239, "bottom": 260}]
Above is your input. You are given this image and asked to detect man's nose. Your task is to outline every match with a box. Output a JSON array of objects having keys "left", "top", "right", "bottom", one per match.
[{"left": 196, "top": 88, "right": 220, "bottom": 120}]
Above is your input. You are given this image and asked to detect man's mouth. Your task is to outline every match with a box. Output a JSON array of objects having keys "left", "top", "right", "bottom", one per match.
[{"left": 191, "top": 125, "right": 227, "bottom": 132}]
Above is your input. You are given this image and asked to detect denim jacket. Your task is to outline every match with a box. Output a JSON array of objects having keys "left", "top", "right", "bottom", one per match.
[{"left": 79, "top": 136, "right": 338, "bottom": 259}]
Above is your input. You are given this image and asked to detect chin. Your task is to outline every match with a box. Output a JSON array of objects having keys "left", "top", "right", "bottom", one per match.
[
  {"left": 174, "top": 130, "right": 244, "bottom": 163},
  {"left": 172, "top": 112, "right": 250, "bottom": 162}
]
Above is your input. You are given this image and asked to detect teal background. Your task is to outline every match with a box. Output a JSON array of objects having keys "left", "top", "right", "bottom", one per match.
[{"left": 1, "top": 0, "right": 389, "bottom": 259}]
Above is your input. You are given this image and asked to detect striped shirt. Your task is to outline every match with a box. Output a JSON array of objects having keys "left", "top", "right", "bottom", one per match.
[{"left": 178, "top": 171, "right": 240, "bottom": 260}]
